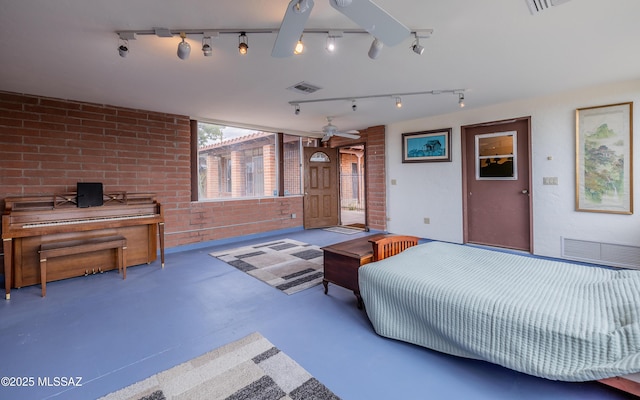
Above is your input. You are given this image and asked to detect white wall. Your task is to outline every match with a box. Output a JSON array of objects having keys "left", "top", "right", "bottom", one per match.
[{"left": 386, "top": 79, "right": 640, "bottom": 259}]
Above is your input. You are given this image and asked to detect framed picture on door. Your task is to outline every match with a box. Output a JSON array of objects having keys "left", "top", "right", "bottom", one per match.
[
  {"left": 402, "top": 128, "right": 452, "bottom": 163},
  {"left": 576, "top": 102, "right": 633, "bottom": 214}
]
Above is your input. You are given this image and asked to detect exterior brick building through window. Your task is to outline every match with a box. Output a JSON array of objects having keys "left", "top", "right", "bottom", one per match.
[{"left": 197, "top": 123, "right": 303, "bottom": 200}]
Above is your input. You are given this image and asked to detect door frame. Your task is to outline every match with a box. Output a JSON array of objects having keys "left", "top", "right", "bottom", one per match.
[
  {"left": 337, "top": 144, "right": 368, "bottom": 229},
  {"left": 461, "top": 116, "right": 534, "bottom": 252}
]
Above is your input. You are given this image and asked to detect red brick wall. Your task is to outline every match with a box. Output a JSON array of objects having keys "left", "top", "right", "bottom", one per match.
[
  {"left": 0, "top": 91, "right": 303, "bottom": 249},
  {"left": 329, "top": 125, "right": 387, "bottom": 231}
]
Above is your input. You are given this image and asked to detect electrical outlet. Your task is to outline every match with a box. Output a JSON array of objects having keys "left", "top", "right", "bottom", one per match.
[
  {"left": 291, "top": 213, "right": 296, "bottom": 219},
  {"left": 423, "top": 217, "right": 430, "bottom": 224}
]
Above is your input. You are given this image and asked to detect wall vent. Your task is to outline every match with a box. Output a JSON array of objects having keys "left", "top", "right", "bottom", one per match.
[
  {"left": 287, "top": 81, "right": 322, "bottom": 95},
  {"left": 561, "top": 237, "right": 640, "bottom": 270},
  {"left": 525, "top": 0, "right": 571, "bottom": 15}
]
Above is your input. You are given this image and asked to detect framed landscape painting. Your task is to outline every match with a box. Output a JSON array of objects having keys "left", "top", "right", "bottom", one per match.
[
  {"left": 576, "top": 102, "right": 633, "bottom": 214},
  {"left": 402, "top": 128, "right": 452, "bottom": 163}
]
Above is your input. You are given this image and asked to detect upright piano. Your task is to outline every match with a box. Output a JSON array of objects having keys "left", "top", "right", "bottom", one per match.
[{"left": 2, "top": 192, "right": 164, "bottom": 299}]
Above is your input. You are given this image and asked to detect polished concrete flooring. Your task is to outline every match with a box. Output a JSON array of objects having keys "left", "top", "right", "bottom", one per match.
[{"left": 0, "top": 228, "right": 634, "bottom": 400}]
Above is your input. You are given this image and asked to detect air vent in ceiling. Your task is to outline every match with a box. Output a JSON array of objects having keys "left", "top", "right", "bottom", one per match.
[
  {"left": 287, "top": 81, "right": 322, "bottom": 95},
  {"left": 525, "top": 0, "right": 570, "bottom": 15}
]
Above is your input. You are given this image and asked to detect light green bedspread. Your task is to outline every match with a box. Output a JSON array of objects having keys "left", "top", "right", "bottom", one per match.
[{"left": 359, "top": 241, "right": 640, "bottom": 381}]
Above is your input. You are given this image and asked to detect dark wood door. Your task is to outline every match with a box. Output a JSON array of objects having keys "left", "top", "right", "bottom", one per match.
[
  {"left": 303, "top": 147, "right": 339, "bottom": 229},
  {"left": 462, "top": 117, "right": 532, "bottom": 251}
]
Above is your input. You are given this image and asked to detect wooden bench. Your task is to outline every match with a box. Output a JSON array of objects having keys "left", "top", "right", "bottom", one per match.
[{"left": 38, "top": 235, "right": 127, "bottom": 297}]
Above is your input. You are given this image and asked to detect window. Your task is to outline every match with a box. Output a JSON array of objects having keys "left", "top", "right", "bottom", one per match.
[
  {"left": 282, "top": 134, "right": 303, "bottom": 196},
  {"left": 196, "top": 123, "right": 303, "bottom": 200},
  {"left": 475, "top": 131, "right": 518, "bottom": 180}
]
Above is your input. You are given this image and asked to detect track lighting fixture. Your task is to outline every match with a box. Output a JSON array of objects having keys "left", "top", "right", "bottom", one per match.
[
  {"left": 368, "top": 38, "right": 383, "bottom": 59},
  {"left": 411, "top": 30, "right": 433, "bottom": 56},
  {"left": 326, "top": 36, "right": 336, "bottom": 52},
  {"left": 202, "top": 36, "right": 212, "bottom": 56},
  {"left": 118, "top": 40, "right": 129, "bottom": 58},
  {"left": 238, "top": 32, "right": 249, "bottom": 55},
  {"left": 289, "top": 88, "right": 467, "bottom": 111},
  {"left": 294, "top": 104, "right": 301, "bottom": 115},
  {"left": 114, "top": 27, "right": 433, "bottom": 60},
  {"left": 294, "top": 35, "right": 305, "bottom": 55},
  {"left": 117, "top": 32, "right": 135, "bottom": 58},
  {"left": 177, "top": 32, "right": 191, "bottom": 60},
  {"left": 325, "top": 30, "right": 342, "bottom": 53},
  {"left": 411, "top": 36, "right": 425, "bottom": 55}
]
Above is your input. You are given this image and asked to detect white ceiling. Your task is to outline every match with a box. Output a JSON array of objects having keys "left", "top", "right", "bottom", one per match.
[{"left": 1, "top": 0, "right": 639, "bottom": 137}]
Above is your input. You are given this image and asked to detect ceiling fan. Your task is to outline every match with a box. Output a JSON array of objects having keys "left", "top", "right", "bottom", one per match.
[
  {"left": 272, "top": 0, "right": 411, "bottom": 57},
  {"left": 315, "top": 117, "right": 360, "bottom": 142}
]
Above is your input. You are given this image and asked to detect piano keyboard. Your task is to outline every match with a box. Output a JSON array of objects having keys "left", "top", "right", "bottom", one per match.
[{"left": 23, "top": 213, "right": 158, "bottom": 228}]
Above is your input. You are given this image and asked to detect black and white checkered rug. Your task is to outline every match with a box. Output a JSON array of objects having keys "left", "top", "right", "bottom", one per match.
[{"left": 210, "top": 239, "right": 324, "bottom": 295}]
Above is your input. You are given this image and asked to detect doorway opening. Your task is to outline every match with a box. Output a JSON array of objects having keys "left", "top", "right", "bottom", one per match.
[{"left": 338, "top": 145, "right": 366, "bottom": 229}]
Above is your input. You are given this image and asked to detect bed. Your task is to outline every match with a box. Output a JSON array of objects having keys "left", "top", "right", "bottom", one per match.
[{"left": 359, "top": 239, "right": 640, "bottom": 393}]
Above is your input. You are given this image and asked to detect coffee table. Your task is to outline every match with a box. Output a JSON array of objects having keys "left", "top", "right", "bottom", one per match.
[{"left": 321, "top": 233, "right": 389, "bottom": 309}]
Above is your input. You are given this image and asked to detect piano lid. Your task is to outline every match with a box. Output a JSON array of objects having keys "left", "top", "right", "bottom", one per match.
[{"left": 4, "top": 192, "right": 157, "bottom": 212}]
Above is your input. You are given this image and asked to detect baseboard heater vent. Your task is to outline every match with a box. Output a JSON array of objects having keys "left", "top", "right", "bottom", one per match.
[{"left": 562, "top": 238, "right": 640, "bottom": 269}]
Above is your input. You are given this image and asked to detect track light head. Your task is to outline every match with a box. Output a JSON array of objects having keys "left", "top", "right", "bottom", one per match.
[
  {"left": 395, "top": 97, "right": 402, "bottom": 108},
  {"left": 117, "top": 33, "right": 131, "bottom": 58},
  {"left": 326, "top": 36, "right": 336, "bottom": 52},
  {"left": 118, "top": 43, "right": 129, "bottom": 58},
  {"left": 458, "top": 92, "right": 465, "bottom": 108},
  {"left": 325, "top": 30, "right": 342, "bottom": 53},
  {"left": 411, "top": 35, "right": 425, "bottom": 55},
  {"left": 177, "top": 33, "right": 191, "bottom": 60},
  {"left": 368, "top": 38, "right": 383, "bottom": 59},
  {"left": 202, "top": 37, "right": 212, "bottom": 56},
  {"left": 294, "top": 0, "right": 312, "bottom": 14},
  {"left": 294, "top": 35, "right": 304, "bottom": 55},
  {"left": 238, "top": 32, "right": 248, "bottom": 55},
  {"left": 352, "top": 100, "right": 357, "bottom": 111},
  {"left": 294, "top": 104, "right": 300, "bottom": 115}
]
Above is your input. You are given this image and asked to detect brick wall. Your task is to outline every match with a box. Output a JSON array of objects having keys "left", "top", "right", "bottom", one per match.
[
  {"left": 329, "top": 125, "right": 387, "bottom": 231},
  {"left": 0, "top": 91, "right": 303, "bottom": 249}
]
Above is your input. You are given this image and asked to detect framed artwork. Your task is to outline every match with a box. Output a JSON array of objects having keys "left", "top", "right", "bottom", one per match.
[
  {"left": 576, "top": 102, "right": 633, "bottom": 214},
  {"left": 402, "top": 128, "right": 452, "bottom": 163}
]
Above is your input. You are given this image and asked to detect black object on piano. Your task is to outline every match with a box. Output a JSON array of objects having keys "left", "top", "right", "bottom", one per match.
[{"left": 77, "top": 182, "right": 103, "bottom": 208}]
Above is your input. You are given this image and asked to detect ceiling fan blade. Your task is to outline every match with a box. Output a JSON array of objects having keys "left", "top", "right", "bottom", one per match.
[
  {"left": 272, "top": 0, "right": 315, "bottom": 57},
  {"left": 321, "top": 133, "right": 332, "bottom": 142},
  {"left": 329, "top": 0, "right": 410, "bottom": 46},
  {"left": 335, "top": 132, "right": 360, "bottom": 139}
]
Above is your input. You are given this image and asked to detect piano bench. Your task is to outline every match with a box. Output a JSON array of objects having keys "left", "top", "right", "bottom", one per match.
[{"left": 38, "top": 235, "right": 127, "bottom": 297}]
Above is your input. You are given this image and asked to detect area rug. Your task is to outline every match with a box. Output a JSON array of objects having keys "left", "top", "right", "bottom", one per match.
[
  {"left": 99, "top": 332, "right": 340, "bottom": 400},
  {"left": 210, "top": 239, "right": 324, "bottom": 295}
]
